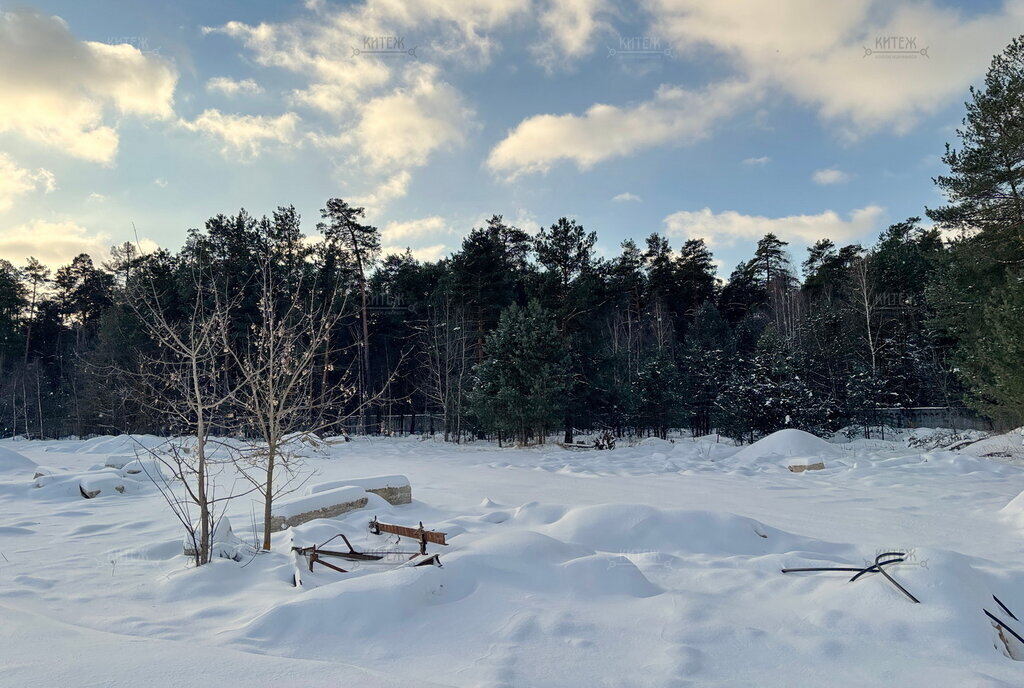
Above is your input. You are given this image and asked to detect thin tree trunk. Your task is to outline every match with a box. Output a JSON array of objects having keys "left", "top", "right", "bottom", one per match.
[{"left": 262, "top": 440, "right": 276, "bottom": 550}]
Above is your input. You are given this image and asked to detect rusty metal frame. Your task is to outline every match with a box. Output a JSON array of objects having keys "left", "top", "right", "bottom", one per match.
[
  {"left": 369, "top": 517, "right": 448, "bottom": 557},
  {"left": 293, "top": 522, "right": 448, "bottom": 573}
]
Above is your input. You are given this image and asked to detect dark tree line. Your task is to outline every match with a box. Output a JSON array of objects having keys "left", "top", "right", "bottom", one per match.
[
  {"left": 0, "top": 209, "right": 968, "bottom": 445},
  {"left": 0, "top": 36, "right": 1022, "bottom": 445}
]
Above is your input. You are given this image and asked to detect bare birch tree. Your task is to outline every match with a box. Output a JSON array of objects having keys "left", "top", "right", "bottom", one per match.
[
  {"left": 851, "top": 254, "right": 884, "bottom": 376},
  {"left": 128, "top": 262, "right": 242, "bottom": 566},
  {"left": 223, "top": 255, "right": 356, "bottom": 550}
]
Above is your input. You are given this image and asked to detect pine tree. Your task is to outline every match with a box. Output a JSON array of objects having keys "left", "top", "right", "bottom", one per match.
[
  {"left": 633, "top": 348, "right": 684, "bottom": 439},
  {"left": 318, "top": 198, "right": 380, "bottom": 431},
  {"left": 927, "top": 36, "right": 1024, "bottom": 423},
  {"left": 716, "top": 327, "right": 819, "bottom": 442},
  {"left": 719, "top": 260, "right": 767, "bottom": 323},
  {"left": 534, "top": 217, "right": 598, "bottom": 442},
  {"left": 960, "top": 271, "right": 1024, "bottom": 424},
  {"left": 680, "top": 302, "right": 734, "bottom": 436},
  {"left": 675, "top": 239, "right": 719, "bottom": 321},
  {"left": 449, "top": 216, "right": 533, "bottom": 362},
  {"left": 747, "top": 233, "right": 793, "bottom": 289},
  {"left": 468, "top": 301, "right": 568, "bottom": 445}
]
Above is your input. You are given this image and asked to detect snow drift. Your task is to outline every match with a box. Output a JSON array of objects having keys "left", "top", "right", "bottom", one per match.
[
  {"left": 731, "top": 428, "right": 845, "bottom": 464},
  {"left": 0, "top": 446, "right": 36, "bottom": 476}
]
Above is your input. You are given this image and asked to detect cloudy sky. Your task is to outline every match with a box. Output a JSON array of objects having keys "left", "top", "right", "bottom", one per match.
[{"left": 1, "top": 0, "right": 1022, "bottom": 274}]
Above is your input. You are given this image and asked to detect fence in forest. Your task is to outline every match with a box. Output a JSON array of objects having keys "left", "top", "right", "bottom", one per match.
[{"left": 871, "top": 407, "right": 1010, "bottom": 432}]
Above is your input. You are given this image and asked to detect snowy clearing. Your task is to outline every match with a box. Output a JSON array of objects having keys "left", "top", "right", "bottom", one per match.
[{"left": 3, "top": 429, "right": 1024, "bottom": 687}]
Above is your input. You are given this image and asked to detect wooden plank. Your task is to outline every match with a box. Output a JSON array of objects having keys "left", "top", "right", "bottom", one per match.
[
  {"left": 788, "top": 462, "right": 825, "bottom": 473},
  {"left": 371, "top": 520, "right": 447, "bottom": 546}
]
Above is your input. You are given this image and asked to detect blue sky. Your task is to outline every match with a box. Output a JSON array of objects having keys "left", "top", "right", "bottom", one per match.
[{"left": 1, "top": 0, "right": 1022, "bottom": 276}]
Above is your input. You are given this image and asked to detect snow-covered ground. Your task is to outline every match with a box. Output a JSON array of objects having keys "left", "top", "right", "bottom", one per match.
[{"left": 3, "top": 428, "right": 1024, "bottom": 687}]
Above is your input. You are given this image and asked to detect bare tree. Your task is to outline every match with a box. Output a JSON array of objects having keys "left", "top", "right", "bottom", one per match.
[
  {"left": 850, "top": 254, "right": 884, "bottom": 376},
  {"left": 223, "top": 254, "right": 356, "bottom": 551},
  {"left": 128, "top": 262, "right": 242, "bottom": 566},
  {"left": 418, "top": 295, "right": 471, "bottom": 442}
]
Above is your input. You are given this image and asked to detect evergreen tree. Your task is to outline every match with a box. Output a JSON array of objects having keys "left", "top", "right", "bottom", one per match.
[
  {"left": 468, "top": 301, "right": 568, "bottom": 445},
  {"left": 958, "top": 271, "right": 1024, "bottom": 424},
  {"left": 675, "top": 239, "right": 719, "bottom": 321},
  {"left": 633, "top": 349, "right": 684, "bottom": 439},
  {"left": 716, "top": 327, "right": 819, "bottom": 442},
  {"left": 719, "top": 260, "right": 766, "bottom": 323},
  {"left": 534, "top": 217, "right": 598, "bottom": 442},
  {"left": 680, "top": 302, "right": 734, "bottom": 436},
  {"left": 450, "top": 216, "right": 533, "bottom": 361},
  {"left": 0, "top": 260, "right": 25, "bottom": 364},
  {"left": 318, "top": 198, "right": 380, "bottom": 429},
  {"left": 927, "top": 36, "right": 1024, "bottom": 423},
  {"left": 747, "top": 233, "right": 793, "bottom": 289}
]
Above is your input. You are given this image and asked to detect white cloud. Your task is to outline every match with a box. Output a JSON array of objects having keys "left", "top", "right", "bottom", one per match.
[
  {"left": 532, "top": 0, "right": 613, "bottom": 71},
  {"left": 310, "top": 64, "right": 473, "bottom": 215},
  {"left": 0, "top": 153, "right": 56, "bottom": 212},
  {"left": 86, "top": 192, "right": 107, "bottom": 203},
  {"left": 153, "top": 177, "right": 168, "bottom": 188},
  {"left": 0, "top": 219, "right": 110, "bottom": 267},
  {"left": 644, "top": 0, "right": 1024, "bottom": 137},
  {"left": 512, "top": 209, "right": 543, "bottom": 235},
  {"left": 341, "top": 64, "right": 473, "bottom": 171},
  {"left": 379, "top": 216, "right": 456, "bottom": 262},
  {"left": 350, "top": 171, "right": 412, "bottom": 217},
  {"left": 0, "top": 9, "right": 177, "bottom": 163},
  {"left": 380, "top": 216, "right": 455, "bottom": 244},
  {"left": 380, "top": 243, "right": 449, "bottom": 262},
  {"left": 212, "top": 19, "right": 391, "bottom": 115},
  {"left": 612, "top": 192, "right": 642, "bottom": 202},
  {"left": 487, "top": 81, "right": 755, "bottom": 178},
  {"left": 812, "top": 167, "right": 851, "bottom": 185},
  {"left": 663, "top": 204, "right": 884, "bottom": 247},
  {"left": 209, "top": 0, "right": 529, "bottom": 116},
  {"left": 206, "top": 77, "right": 264, "bottom": 96},
  {"left": 179, "top": 109, "right": 300, "bottom": 158},
  {"left": 212, "top": 3, "right": 482, "bottom": 212},
  {"left": 742, "top": 156, "right": 770, "bottom": 166}
]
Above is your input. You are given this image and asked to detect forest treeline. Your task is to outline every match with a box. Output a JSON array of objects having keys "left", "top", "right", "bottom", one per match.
[{"left": 1, "top": 37, "right": 1022, "bottom": 445}]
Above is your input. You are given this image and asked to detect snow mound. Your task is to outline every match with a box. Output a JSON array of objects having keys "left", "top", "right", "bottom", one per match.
[
  {"left": 236, "top": 524, "right": 660, "bottom": 662},
  {"left": 638, "top": 437, "right": 675, "bottom": 450},
  {"left": 783, "top": 547, "right": 1024, "bottom": 661},
  {"left": 732, "top": 428, "right": 845, "bottom": 463},
  {"left": 119, "top": 458, "right": 166, "bottom": 480},
  {"left": 280, "top": 431, "right": 332, "bottom": 455},
  {"left": 0, "top": 446, "right": 37, "bottom": 476},
  {"left": 183, "top": 517, "right": 252, "bottom": 561},
  {"left": 30, "top": 466, "right": 148, "bottom": 499},
  {"left": 1000, "top": 489, "right": 1024, "bottom": 528},
  {"left": 103, "top": 455, "right": 136, "bottom": 470},
  {"left": 80, "top": 471, "right": 144, "bottom": 498},
  {"left": 305, "top": 474, "right": 409, "bottom": 495},
  {"left": 961, "top": 429, "right": 1024, "bottom": 461},
  {"left": 47, "top": 434, "right": 165, "bottom": 455},
  {"left": 540, "top": 503, "right": 829, "bottom": 557},
  {"left": 560, "top": 553, "right": 661, "bottom": 598}
]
